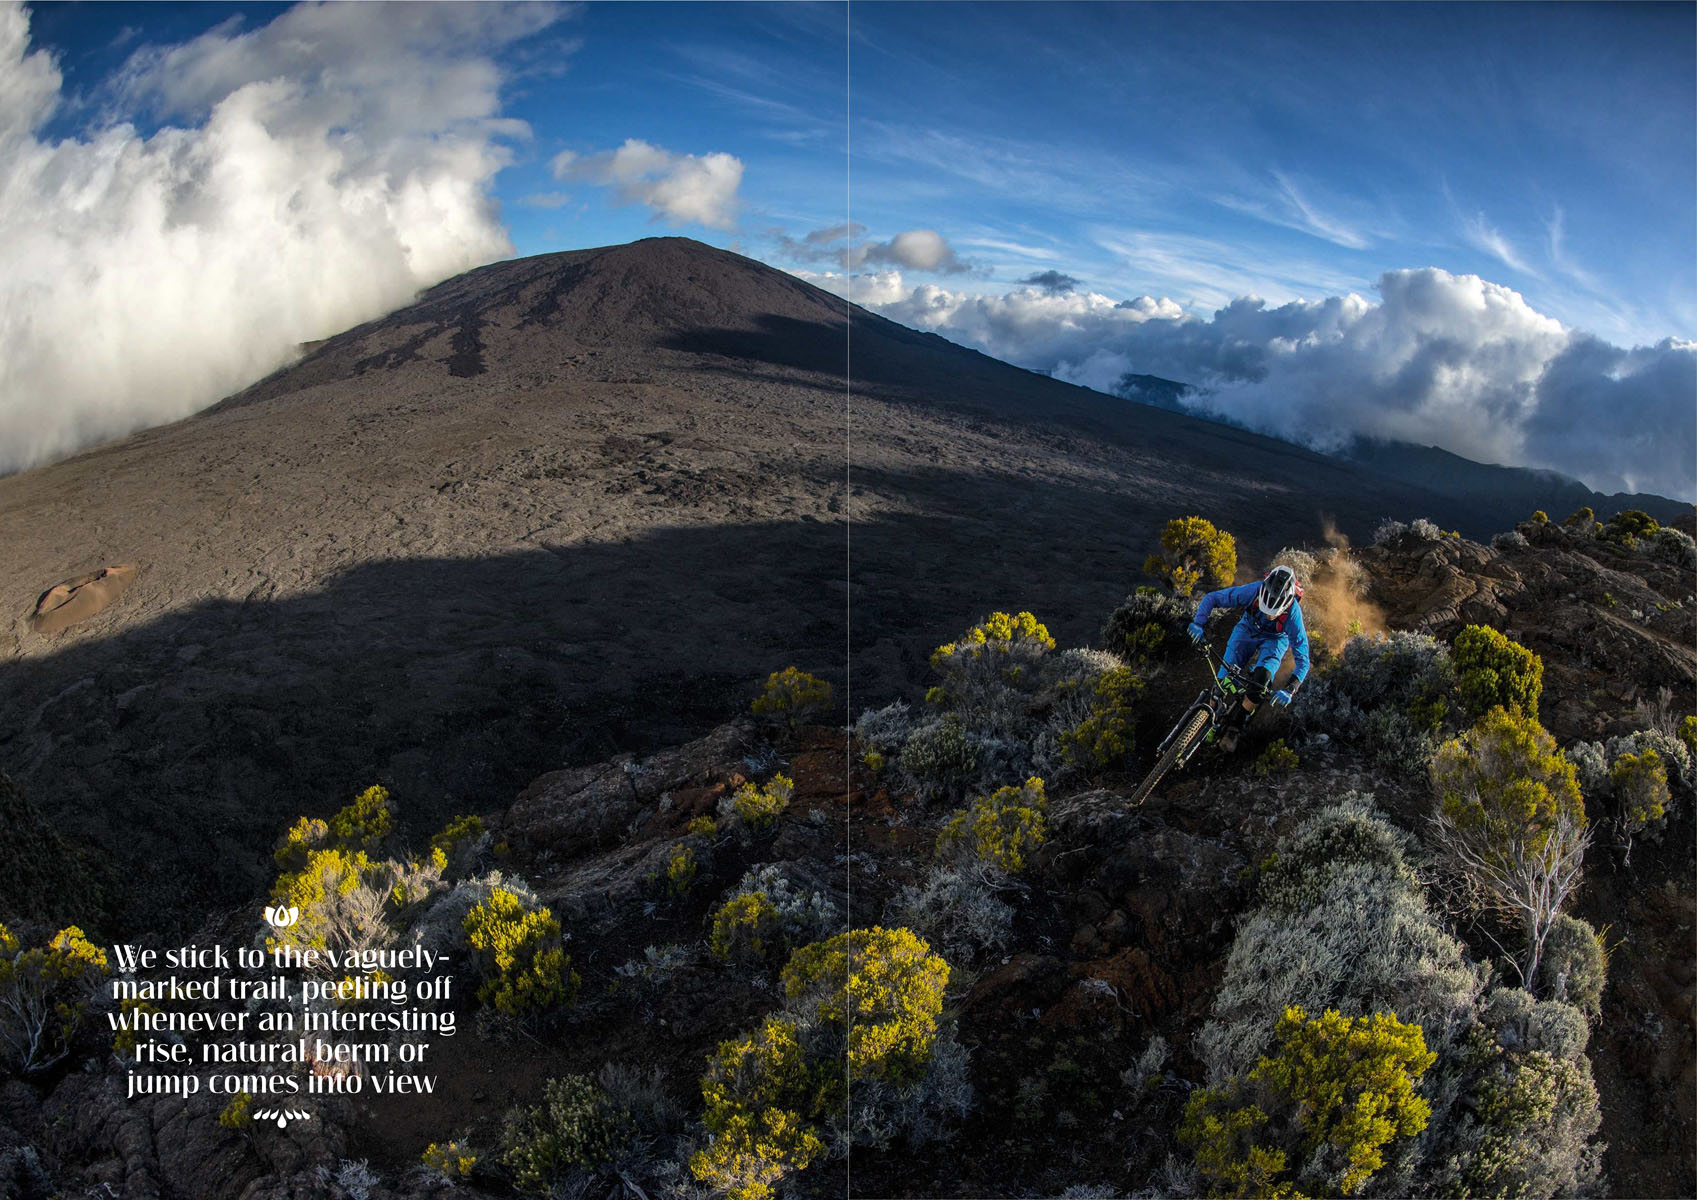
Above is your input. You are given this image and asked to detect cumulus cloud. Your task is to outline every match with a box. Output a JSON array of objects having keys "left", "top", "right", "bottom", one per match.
[
  {"left": 553, "top": 139, "right": 743, "bottom": 229},
  {"left": 0, "top": 0, "right": 563, "bottom": 476},
  {"left": 778, "top": 223, "right": 971, "bottom": 274},
  {"left": 852, "top": 264, "right": 1695, "bottom": 500}
]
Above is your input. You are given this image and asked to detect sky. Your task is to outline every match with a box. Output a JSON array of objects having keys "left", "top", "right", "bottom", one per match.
[{"left": 3, "top": 1, "right": 1693, "bottom": 499}]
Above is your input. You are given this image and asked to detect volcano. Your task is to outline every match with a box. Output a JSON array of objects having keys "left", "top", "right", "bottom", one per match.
[{"left": 0, "top": 237, "right": 1536, "bottom": 929}]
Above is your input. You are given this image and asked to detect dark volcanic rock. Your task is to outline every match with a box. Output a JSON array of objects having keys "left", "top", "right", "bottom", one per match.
[{"left": 0, "top": 237, "right": 1573, "bottom": 934}]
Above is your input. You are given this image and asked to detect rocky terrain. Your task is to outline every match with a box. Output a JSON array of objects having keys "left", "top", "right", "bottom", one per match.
[
  {"left": 0, "top": 238, "right": 1690, "bottom": 1199},
  {"left": 1, "top": 237, "right": 1532, "bottom": 936},
  {"left": 0, "top": 517, "right": 1692, "bottom": 1200}
]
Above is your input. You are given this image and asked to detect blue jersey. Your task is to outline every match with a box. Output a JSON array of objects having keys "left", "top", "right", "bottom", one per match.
[{"left": 1194, "top": 582, "right": 1311, "bottom": 684}]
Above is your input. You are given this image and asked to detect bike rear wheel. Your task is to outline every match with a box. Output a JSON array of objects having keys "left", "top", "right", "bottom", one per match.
[{"left": 1127, "top": 707, "right": 1211, "bottom": 807}]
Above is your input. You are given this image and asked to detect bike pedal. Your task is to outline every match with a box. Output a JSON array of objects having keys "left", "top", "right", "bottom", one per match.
[{"left": 1219, "top": 729, "right": 1240, "bottom": 753}]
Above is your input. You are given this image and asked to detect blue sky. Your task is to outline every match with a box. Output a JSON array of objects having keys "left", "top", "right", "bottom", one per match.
[{"left": 5, "top": 1, "right": 1694, "bottom": 497}]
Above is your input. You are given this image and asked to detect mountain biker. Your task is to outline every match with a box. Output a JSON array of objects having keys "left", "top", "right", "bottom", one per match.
[{"left": 1185, "top": 564, "right": 1310, "bottom": 752}]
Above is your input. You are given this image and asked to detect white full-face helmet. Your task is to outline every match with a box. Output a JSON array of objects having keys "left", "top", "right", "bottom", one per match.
[{"left": 1257, "top": 565, "right": 1300, "bottom": 620}]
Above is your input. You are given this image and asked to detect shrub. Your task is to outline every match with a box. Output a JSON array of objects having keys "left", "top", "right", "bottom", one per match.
[
  {"left": 751, "top": 667, "right": 834, "bottom": 729},
  {"left": 927, "top": 611, "right": 1058, "bottom": 729},
  {"left": 1371, "top": 518, "right": 1408, "bottom": 545},
  {"left": 1295, "top": 631, "right": 1456, "bottom": 764},
  {"left": 1493, "top": 530, "right": 1529, "bottom": 551},
  {"left": 1649, "top": 526, "right": 1697, "bottom": 570},
  {"left": 1530, "top": 510, "right": 1549, "bottom": 525},
  {"left": 1199, "top": 800, "right": 1482, "bottom": 1082},
  {"left": 1430, "top": 709, "right": 1588, "bottom": 985},
  {"left": 1452, "top": 625, "right": 1543, "bottom": 720},
  {"left": 781, "top": 927, "right": 950, "bottom": 1087},
  {"left": 727, "top": 775, "right": 794, "bottom": 830},
  {"left": 1409, "top": 518, "right": 1442, "bottom": 541},
  {"left": 885, "top": 866, "right": 1014, "bottom": 965},
  {"left": 0, "top": 924, "right": 110, "bottom": 1074},
  {"left": 1100, "top": 587, "right": 1191, "bottom": 665},
  {"left": 1144, "top": 516, "right": 1236, "bottom": 596},
  {"left": 218, "top": 1091, "right": 253, "bottom": 1131},
  {"left": 936, "top": 777, "right": 1048, "bottom": 874},
  {"left": 328, "top": 784, "right": 394, "bottom": 851},
  {"left": 686, "top": 815, "right": 718, "bottom": 837},
  {"left": 1533, "top": 913, "right": 1607, "bottom": 1019},
  {"left": 1251, "top": 739, "right": 1299, "bottom": 779},
  {"left": 1562, "top": 507, "right": 1594, "bottom": 530},
  {"left": 501, "top": 1075, "right": 630, "bottom": 1195},
  {"left": 1602, "top": 509, "right": 1659, "bottom": 548},
  {"left": 431, "top": 814, "right": 486, "bottom": 865},
  {"left": 463, "top": 888, "right": 577, "bottom": 1019},
  {"left": 710, "top": 892, "right": 783, "bottom": 967},
  {"left": 1683, "top": 715, "right": 1697, "bottom": 764},
  {"left": 854, "top": 701, "right": 919, "bottom": 760},
  {"left": 111, "top": 997, "right": 159, "bottom": 1059},
  {"left": 421, "top": 1141, "right": 478, "bottom": 1180},
  {"left": 1610, "top": 727, "right": 1692, "bottom": 794},
  {"left": 715, "top": 866, "right": 840, "bottom": 964},
  {"left": 690, "top": 1017, "right": 826, "bottom": 1200},
  {"left": 898, "top": 718, "right": 979, "bottom": 804},
  {"left": 1061, "top": 667, "right": 1141, "bottom": 769},
  {"left": 268, "top": 848, "right": 426, "bottom": 963},
  {"left": 1181, "top": 1006, "right": 1435, "bottom": 1197},
  {"left": 1610, "top": 748, "right": 1669, "bottom": 834},
  {"left": 661, "top": 844, "right": 698, "bottom": 896}
]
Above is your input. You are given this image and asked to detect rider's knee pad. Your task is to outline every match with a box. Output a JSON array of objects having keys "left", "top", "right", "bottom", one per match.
[{"left": 1247, "top": 665, "right": 1275, "bottom": 702}]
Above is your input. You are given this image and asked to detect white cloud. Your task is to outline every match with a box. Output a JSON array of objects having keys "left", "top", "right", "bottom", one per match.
[
  {"left": 0, "top": 0, "right": 565, "bottom": 476},
  {"left": 779, "top": 223, "right": 971, "bottom": 275},
  {"left": 553, "top": 138, "right": 743, "bottom": 229},
  {"left": 1462, "top": 208, "right": 1539, "bottom": 277},
  {"left": 848, "top": 263, "right": 1695, "bottom": 500}
]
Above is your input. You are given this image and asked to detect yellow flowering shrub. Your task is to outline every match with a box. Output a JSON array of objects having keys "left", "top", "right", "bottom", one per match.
[
  {"left": 1061, "top": 667, "right": 1142, "bottom": 768},
  {"left": 1144, "top": 516, "right": 1237, "bottom": 596},
  {"left": 690, "top": 1018, "right": 825, "bottom": 1200},
  {"left": 1453, "top": 625, "right": 1543, "bottom": 720},
  {"left": 751, "top": 667, "right": 834, "bottom": 728},
  {"left": 929, "top": 610, "right": 1056, "bottom": 669},
  {"left": 1181, "top": 1006, "right": 1435, "bottom": 1197},
  {"left": 1610, "top": 748, "right": 1669, "bottom": 832},
  {"left": 781, "top": 927, "right": 949, "bottom": 1087},
  {"left": 463, "top": 888, "right": 578, "bottom": 1018},
  {"left": 711, "top": 892, "right": 782, "bottom": 966},
  {"left": 218, "top": 1091, "right": 253, "bottom": 1131},
  {"left": 431, "top": 813, "right": 485, "bottom": 861},
  {"left": 732, "top": 775, "right": 794, "bottom": 830},
  {"left": 1253, "top": 739, "right": 1301, "bottom": 779},
  {"left": 1431, "top": 709, "right": 1584, "bottom": 858},
  {"left": 664, "top": 843, "right": 699, "bottom": 895},
  {"left": 422, "top": 1140, "right": 478, "bottom": 1179},
  {"left": 0, "top": 922, "right": 111, "bottom": 1074},
  {"left": 112, "top": 997, "right": 160, "bottom": 1057},
  {"left": 936, "top": 777, "right": 1048, "bottom": 874},
  {"left": 686, "top": 815, "right": 718, "bottom": 837}
]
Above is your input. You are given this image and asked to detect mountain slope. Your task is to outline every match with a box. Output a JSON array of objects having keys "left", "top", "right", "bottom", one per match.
[{"left": 0, "top": 237, "right": 1545, "bottom": 930}]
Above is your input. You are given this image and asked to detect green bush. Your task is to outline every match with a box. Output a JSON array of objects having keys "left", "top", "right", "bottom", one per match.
[
  {"left": 0, "top": 923, "right": 110, "bottom": 1075},
  {"left": 1602, "top": 509, "right": 1659, "bottom": 548},
  {"left": 1533, "top": 913, "right": 1607, "bottom": 1019},
  {"left": 1452, "top": 625, "right": 1543, "bottom": 720},
  {"left": 1610, "top": 748, "right": 1670, "bottom": 834},
  {"left": 431, "top": 814, "right": 486, "bottom": 864},
  {"left": 1530, "top": 510, "right": 1549, "bottom": 525},
  {"left": 501, "top": 1075, "right": 630, "bottom": 1195},
  {"left": 1144, "top": 516, "right": 1237, "bottom": 597},
  {"left": 1100, "top": 586, "right": 1192, "bottom": 664},
  {"left": 1181, "top": 1005, "right": 1435, "bottom": 1197},
  {"left": 1431, "top": 709, "right": 1587, "bottom": 985},
  {"left": 1295, "top": 631, "right": 1456, "bottom": 765},
  {"left": 936, "top": 777, "right": 1048, "bottom": 874},
  {"left": 1252, "top": 739, "right": 1300, "bottom": 779},
  {"left": 1562, "top": 507, "right": 1594, "bottom": 530},
  {"left": 898, "top": 717, "right": 979, "bottom": 804},
  {"left": 751, "top": 667, "right": 834, "bottom": 729},
  {"left": 463, "top": 888, "right": 578, "bottom": 1019},
  {"left": 1061, "top": 667, "right": 1141, "bottom": 768}
]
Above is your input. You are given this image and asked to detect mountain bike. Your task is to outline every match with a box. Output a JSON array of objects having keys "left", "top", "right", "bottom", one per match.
[{"left": 1126, "top": 640, "right": 1255, "bottom": 807}]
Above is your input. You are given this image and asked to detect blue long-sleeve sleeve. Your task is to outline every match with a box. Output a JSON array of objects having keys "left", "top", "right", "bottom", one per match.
[
  {"left": 1285, "top": 601, "right": 1311, "bottom": 685},
  {"left": 1193, "top": 582, "right": 1262, "bottom": 627}
]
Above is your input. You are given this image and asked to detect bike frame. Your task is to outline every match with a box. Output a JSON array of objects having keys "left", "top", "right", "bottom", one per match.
[{"left": 1156, "top": 642, "right": 1255, "bottom": 769}]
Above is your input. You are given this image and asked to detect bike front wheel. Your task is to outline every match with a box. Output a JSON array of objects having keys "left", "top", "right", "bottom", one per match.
[{"left": 1127, "top": 706, "right": 1212, "bottom": 807}]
